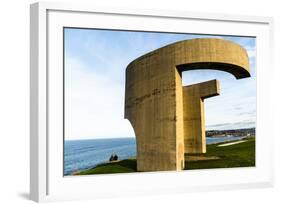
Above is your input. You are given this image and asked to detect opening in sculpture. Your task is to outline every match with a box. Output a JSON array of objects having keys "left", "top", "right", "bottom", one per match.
[{"left": 63, "top": 28, "right": 256, "bottom": 176}]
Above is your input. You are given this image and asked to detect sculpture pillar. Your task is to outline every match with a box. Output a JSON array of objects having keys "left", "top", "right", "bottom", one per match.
[{"left": 183, "top": 79, "right": 220, "bottom": 154}]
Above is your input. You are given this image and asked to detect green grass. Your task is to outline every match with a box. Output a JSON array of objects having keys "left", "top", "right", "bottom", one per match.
[
  {"left": 75, "top": 137, "right": 255, "bottom": 175},
  {"left": 76, "top": 159, "right": 137, "bottom": 175},
  {"left": 185, "top": 137, "right": 255, "bottom": 170}
]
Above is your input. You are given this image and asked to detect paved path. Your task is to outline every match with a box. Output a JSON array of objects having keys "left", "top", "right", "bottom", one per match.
[{"left": 217, "top": 140, "right": 247, "bottom": 147}]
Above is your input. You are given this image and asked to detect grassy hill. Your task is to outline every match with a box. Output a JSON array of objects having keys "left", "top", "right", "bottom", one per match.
[{"left": 75, "top": 137, "right": 255, "bottom": 176}]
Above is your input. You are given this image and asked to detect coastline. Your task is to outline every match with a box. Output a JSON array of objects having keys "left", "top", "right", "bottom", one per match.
[{"left": 71, "top": 136, "right": 255, "bottom": 176}]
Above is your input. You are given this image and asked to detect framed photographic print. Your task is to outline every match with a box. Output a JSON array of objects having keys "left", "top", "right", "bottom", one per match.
[{"left": 30, "top": 2, "right": 274, "bottom": 202}]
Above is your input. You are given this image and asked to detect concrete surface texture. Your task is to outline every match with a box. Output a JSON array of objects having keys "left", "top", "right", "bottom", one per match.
[
  {"left": 183, "top": 79, "right": 220, "bottom": 154},
  {"left": 124, "top": 38, "right": 250, "bottom": 172}
]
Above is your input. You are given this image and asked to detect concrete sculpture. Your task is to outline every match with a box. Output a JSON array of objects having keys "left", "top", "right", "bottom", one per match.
[{"left": 124, "top": 38, "right": 250, "bottom": 172}]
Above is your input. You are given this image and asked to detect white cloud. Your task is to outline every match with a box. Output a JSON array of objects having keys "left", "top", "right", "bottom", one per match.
[
  {"left": 65, "top": 58, "right": 135, "bottom": 140},
  {"left": 244, "top": 45, "right": 256, "bottom": 61}
]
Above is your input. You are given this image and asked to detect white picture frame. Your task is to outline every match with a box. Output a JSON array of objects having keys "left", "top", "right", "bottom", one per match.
[{"left": 30, "top": 2, "right": 274, "bottom": 202}]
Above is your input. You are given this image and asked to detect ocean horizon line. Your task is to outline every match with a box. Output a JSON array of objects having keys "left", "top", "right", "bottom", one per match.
[
  {"left": 65, "top": 137, "right": 135, "bottom": 142},
  {"left": 65, "top": 126, "right": 255, "bottom": 141}
]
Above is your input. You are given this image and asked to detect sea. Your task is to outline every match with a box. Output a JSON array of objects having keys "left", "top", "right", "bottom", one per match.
[{"left": 64, "top": 136, "right": 244, "bottom": 175}]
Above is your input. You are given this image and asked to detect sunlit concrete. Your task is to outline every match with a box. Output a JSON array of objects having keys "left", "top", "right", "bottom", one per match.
[
  {"left": 124, "top": 38, "right": 250, "bottom": 171},
  {"left": 183, "top": 79, "right": 220, "bottom": 154}
]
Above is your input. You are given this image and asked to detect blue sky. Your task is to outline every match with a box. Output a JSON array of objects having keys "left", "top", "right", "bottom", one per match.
[{"left": 64, "top": 28, "right": 256, "bottom": 140}]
